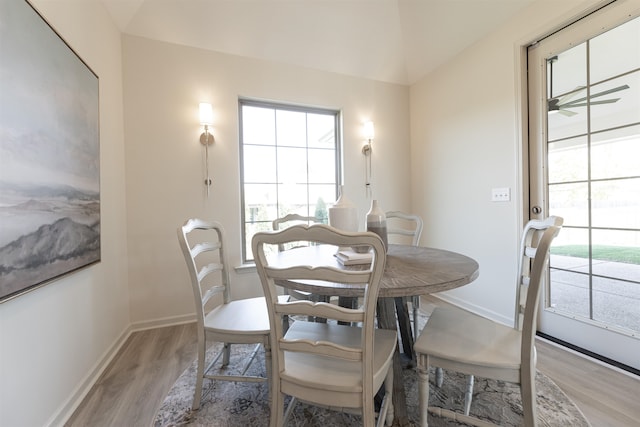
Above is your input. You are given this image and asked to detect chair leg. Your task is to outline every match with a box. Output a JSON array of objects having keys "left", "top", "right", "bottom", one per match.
[
  {"left": 417, "top": 354, "right": 429, "bottom": 427},
  {"left": 263, "top": 338, "right": 272, "bottom": 410},
  {"left": 374, "top": 364, "right": 395, "bottom": 427},
  {"left": 435, "top": 367, "right": 443, "bottom": 387},
  {"left": 192, "top": 338, "right": 206, "bottom": 411},
  {"left": 270, "top": 371, "right": 283, "bottom": 427},
  {"left": 364, "top": 392, "right": 375, "bottom": 427},
  {"left": 463, "top": 375, "right": 474, "bottom": 415},
  {"left": 521, "top": 365, "right": 537, "bottom": 426},
  {"left": 222, "top": 343, "right": 231, "bottom": 367},
  {"left": 412, "top": 295, "right": 420, "bottom": 341},
  {"left": 384, "top": 364, "right": 395, "bottom": 426},
  {"left": 434, "top": 369, "right": 473, "bottom": 417}
]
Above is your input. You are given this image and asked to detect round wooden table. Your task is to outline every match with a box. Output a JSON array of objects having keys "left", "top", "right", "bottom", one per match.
[
  {"left": 271, "top": 243, "right": 479, "bottom": 426},
  {"left": 271, "top": 243, "right": 479, "bottom": 297}
]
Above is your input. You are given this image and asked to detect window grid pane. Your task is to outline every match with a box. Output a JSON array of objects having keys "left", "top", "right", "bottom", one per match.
[{"left": 240, "top": 100, "right": 339, "bottom": 262}]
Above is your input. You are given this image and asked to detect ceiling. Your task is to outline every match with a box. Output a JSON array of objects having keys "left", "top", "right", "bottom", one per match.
[{"left": 101, "top": 0, "right": 537, "bottom": 85}]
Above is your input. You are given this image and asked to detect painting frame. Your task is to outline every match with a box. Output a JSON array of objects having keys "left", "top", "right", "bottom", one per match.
[{"left": 0, "top": 0, "right": 101, "bottom": 303}]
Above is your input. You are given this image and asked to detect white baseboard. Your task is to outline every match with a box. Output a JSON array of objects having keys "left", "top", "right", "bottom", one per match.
[
  {"left": 422, "top": 293, "right": 512, "bottom": 327},
  {"left": 130, "top": 313, "right": 196, "bottom": 332}
]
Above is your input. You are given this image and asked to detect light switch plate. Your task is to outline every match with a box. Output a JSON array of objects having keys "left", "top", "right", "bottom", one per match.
[{"left": 491, "top": 187, "right": 511, "bottom": 202}]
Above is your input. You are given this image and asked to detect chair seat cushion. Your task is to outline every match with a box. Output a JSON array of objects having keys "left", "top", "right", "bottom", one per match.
[
  {"left": 280, "top": 321, "right": 397, "bottom": 395},
  {"left": 204, "top": 295, "right": 288, "bottom": 334},
  {"left": 415, "top": 307, "right": 522, "bottom": 370}
]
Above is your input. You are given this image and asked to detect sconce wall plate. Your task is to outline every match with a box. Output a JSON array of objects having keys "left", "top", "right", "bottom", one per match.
[{"left": 200, "top": 130, "right": 214, "bottom": 145}]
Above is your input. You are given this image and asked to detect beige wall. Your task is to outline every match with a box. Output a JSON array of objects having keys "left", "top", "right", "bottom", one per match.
[
  {"left": 409, "top": 0, "right": 605, "bottom": 323},
  {"left": 122, "top": 36, "right": 411, "bottom": 325},
  {"left": 0, "top": 1, "right": 129, "bottom": 426}
]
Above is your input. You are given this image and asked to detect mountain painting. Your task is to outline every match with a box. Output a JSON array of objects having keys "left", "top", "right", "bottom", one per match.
[{"left": 0, "top": 0, "right": 100, "bottom": 302}]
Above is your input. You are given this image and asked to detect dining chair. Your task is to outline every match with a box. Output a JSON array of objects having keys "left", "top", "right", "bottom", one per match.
[
  {"left": 414, "top": 216, "right": 563, "bottom": 427},
  {"left": 386, "top": 211, "right": 424, "bottom": 343},
  {"left": 386, "top": 211, "right": 471, "bottom": 411},
  {"left": 272, "top": 214, "right": 331, "bottom": 315},
  {"left": 177, "top": 218, "right": 286, "bottom": 411},
  {"left": 252, "top": 224, "right": 397, "bottom": 427}
]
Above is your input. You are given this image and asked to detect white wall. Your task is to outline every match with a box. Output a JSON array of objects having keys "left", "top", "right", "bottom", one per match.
[
  {"left": 409, "top": 0, "right": 605, "bottom": 324},
  {"left": 122, "top": 36, "right": 411, "bottom": 324},
  {"left": 0, "top": 1, "right": 129, "bottom": 426}
]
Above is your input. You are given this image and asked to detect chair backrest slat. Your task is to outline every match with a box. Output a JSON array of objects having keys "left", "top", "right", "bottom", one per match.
[
  {"left": 280, "top": 339, "right": 363, "bottom": 361},
  {"left": 178, "top": 219, "right": 232, "bottom": 323},
  {"left": 264, "top": 264, "right": 374, "bottom": 284},
  {"left": 197, "top": 262, "right": 223, "bottom": 282},
  {"left": 272, "top": 213, "right": 324, "bottom": 252},
  {"left": 191, "top": 241, "right": 221, "bottom": 258},
  {"left": 201, "top": 284, "right": 226, "bottom": 306},
  {"left": 277, "top": 300, "right": 365, "bottom": 324},
  {"left": 386, "top": 211, "right": 423, "bottom": 246}
]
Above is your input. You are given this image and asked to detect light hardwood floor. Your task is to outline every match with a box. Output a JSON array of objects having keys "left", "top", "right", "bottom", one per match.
[{"left": 66, "top": 322, "right": 640, "bottom": 427}]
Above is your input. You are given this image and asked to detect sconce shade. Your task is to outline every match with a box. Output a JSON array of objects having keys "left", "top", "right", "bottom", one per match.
[
  {"left": 199, "top": 102, "right": 213, "bottom": 125},
  {"left": 363, "top": 121, "right": 375, "bottom": 140}
]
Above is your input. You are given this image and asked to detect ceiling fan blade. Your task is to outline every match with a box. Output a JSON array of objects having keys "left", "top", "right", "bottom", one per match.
[
  {"left": 560, "top": 84, "right": 630, "bottom": 107},
  {"left": 590, "top": 98, "right": 622, "bottom": 105},
  {"left": 555, "top": 86, "right": 586, "bottom": 104},
  {"left": 563, "top": 98, "right": 621, "bottom": 108},
  {"left": 591, "top": 84, "right": 630, "bottom": 99},
  {"left": 558, "top": 109, "right": 578, "bottom": 117}
]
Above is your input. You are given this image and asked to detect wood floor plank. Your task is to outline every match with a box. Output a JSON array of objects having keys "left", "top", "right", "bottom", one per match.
[
  {"left": 536, "top": 338, "right": 640, "bottom": 427},
  {"left": 66, "top": 322, "right": 639, "bottom": 427},
  {"left": 65, "top": 323, "right": 197, "bottom": 427}
]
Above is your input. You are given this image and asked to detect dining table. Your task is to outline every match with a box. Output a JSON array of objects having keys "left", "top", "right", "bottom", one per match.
[{"left": 269, "top": 243, "right": 480, "bottom": 427}]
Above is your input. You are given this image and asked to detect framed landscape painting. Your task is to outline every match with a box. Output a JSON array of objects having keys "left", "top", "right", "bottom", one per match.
[{"left": 0, "top": 0, "right": 100, "bottom": 302}]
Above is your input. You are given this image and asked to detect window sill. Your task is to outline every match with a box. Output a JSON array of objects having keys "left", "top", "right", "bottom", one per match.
[{"left": 234, "top": 263, "right": 256, "bottom": 274}]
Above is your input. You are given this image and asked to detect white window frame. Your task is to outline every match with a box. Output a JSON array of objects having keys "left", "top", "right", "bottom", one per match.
[{"left": 238, "top": 98, "right": 342, "bottom": 263}]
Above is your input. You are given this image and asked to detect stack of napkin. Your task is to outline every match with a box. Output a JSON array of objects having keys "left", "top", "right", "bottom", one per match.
[{"left": 335, "top": 249, "right": 373, "bottom": 265}]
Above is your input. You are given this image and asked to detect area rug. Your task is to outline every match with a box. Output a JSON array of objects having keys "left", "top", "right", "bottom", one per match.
[{"left": 153, "top": 343, "right": 590, "bottom": 427}]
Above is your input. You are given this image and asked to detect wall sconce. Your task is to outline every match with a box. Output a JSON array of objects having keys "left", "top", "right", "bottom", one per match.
[
  {"left": 362, "top": 120, "right": 374, "bottom": 155},
  {"left": 199, "top": 102, "right": 214, "bottom": 196},
  {"left": 362, "top": 121, "right": 374, "bottom": 195}
]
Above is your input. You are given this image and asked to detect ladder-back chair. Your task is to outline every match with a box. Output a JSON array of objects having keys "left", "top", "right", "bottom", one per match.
[
  {"left": 178, "top": 218, "right": 282, "bottom": 410},
  {"left": 414, "top": 216, "right": 563, "bottom": 426},
  {"left": 253, "top": 224, "right": 397, "bottom": 426}
]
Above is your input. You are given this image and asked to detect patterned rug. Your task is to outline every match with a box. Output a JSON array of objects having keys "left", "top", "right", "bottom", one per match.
[{"left": 153, "top": 343, "right": 590, "bottom": 427}]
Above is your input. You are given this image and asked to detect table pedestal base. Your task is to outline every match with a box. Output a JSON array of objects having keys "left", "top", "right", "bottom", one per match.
[{"left": 378, "top": 297, "right": 413, "bottom": 427}]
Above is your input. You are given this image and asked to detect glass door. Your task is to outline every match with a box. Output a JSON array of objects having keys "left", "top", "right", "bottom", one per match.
[{"left": 528, "top": 5, "right": 640, "bottom": 371}]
